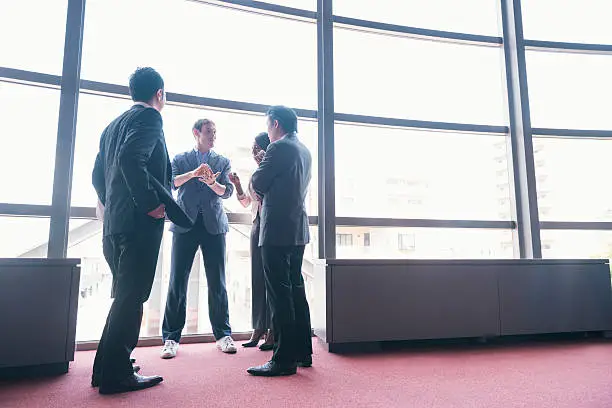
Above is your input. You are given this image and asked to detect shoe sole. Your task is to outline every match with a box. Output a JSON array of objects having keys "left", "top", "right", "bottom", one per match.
[
  {"left": 247, "top": 369, "right": 297, "bottom": 377},
  {"left": 218, "top": 348, "right": 237, "bottom": 354},
  {"left": 99, "top": 378, "right": 163, "bottom": 395},
  {"left": 160, "top": 354, "right": 176, "bottom": 359}
]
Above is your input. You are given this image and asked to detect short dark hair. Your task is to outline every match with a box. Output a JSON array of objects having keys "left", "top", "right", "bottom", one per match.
[
  {"left": 254, "top": 132, "right": 270, "bottom": 151},
  {"left": 193, "top": 119, "right": 215, "bottom": 132},
  {"left": 266, "top": 105, "right": 298, "bottom": 134},
  {"left": 128, "top": 67, "right": 164, "bottom": 103}
]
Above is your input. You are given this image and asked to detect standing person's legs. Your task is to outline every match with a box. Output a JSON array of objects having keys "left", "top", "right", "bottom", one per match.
[
  {"left": 200, "top": 229, "right": 232, "bottom": 340},
  {"left": 251, "top": 218, "right": 269, "bottom": 331},
  {"left": 288, "top": 245, "right": 312, "bottom": 362},
  {"left": 262, "top": 245, "right": 296, "bottom": 365},
  {"left": 96, "top": 221, "right": 164, "bottom": 392},
  {"left": 92, "top": 236, "right": 119, "bottom": 384},
  {"left": 161, "top": 228, "right": 200, "bottom": 343}
]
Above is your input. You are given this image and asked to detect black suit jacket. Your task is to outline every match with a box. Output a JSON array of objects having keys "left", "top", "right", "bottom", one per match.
[
  {"left": 92, "top": 104, "right": 191, "bottom": 236},
  {"left": 251, "top": 132, "right": 311, "bottom": 247}
]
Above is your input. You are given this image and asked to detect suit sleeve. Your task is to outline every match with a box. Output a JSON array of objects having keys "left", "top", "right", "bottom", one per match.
[
  {"left": 117, "top": 108, "right": 163, "bottom": 213},
  {"left": 251, "top": 142, "right": 289, "bottom": 196},
  {"left": 170, "top": 155, "right": 182, "bottom": 191},
  {"left": 92, "top": 152, "right": 106, "bottom": 205},
  {"left": 92, "top": 132, "right": 106, "bottom": 205},
  {"left": 218, "top": 158, "right": 234, "bottom": 199}
]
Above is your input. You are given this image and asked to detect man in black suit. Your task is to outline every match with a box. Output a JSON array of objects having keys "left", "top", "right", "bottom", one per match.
[
  {"left": 91, "top": 67, "right": 187, "bottom": 394},
  {"left": 247, "top": 106, "right": 313, "bottom": 377}
]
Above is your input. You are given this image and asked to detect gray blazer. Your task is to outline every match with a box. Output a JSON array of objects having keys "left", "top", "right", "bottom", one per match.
[
  {"left": 252, "top": 133, "right": 311, "bottom": 247},
  {"left": 169, "top": 149, "right": 234, "bottom": 235}
]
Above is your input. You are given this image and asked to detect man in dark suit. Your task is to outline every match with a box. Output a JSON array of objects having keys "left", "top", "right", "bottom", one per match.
[
  {"left": 160, "top": 119, "right": 237, "bottom": 359},
  {"left": 91, "top": 67, "right": 186, "bottom": 394},
  {"left": 247, "top": 106, "right": 313, "bottom": 377}
]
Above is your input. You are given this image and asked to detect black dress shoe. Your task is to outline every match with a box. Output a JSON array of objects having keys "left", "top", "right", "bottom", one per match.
[
  {"left": 258, "top": 342, "right": 274, "bottom": 351},
  {"left": 91, "top": 365, "right": 141, "bottom": 387},
  {"left": 99, "top": 373, "right": 163, "bottom": 395},
  {"left": 297, "top": 356, "right": 312, "bottom": 368},
  {"left": 247, "top": 361, "right": 297, "bottom": 377},
  {"left": 243, "top": 329, "right": 266, "bottom": 348}
]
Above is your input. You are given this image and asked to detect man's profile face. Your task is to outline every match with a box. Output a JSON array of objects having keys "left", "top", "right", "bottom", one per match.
[
  {"left": 156, "top": 89, "right": 166, "bottom": 111},
  {"left": 194, "top": 123, "right": 216, "bottom": 151},
  {"left": 266, "top": 116, "right": 281, "bottom": 141}
]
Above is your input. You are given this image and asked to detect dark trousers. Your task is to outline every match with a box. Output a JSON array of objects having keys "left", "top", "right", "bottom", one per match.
[
  {"left": 162, "top": 219, "right": 231, "bottom": 341},
  {"left": 251, "top": 217, "right": 270, "bottom": 330},
  {"left": 262, "top": 245, "right": 312, "bottom": 364},
  {"left": 93, "top": 219, "right": 164, "bottom": 384}
]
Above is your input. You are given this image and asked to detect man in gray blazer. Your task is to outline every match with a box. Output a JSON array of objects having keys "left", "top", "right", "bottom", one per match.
[
  {"left": 247, "top": 106, "right": 313, "bottom": 376},
  {"left": 160, "top": 119, "right": 237, "bottom": 358}
]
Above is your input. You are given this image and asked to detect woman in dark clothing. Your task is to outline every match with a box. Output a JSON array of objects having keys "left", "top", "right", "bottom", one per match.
[{"left": 229, "top": 132, "right": 274, "bottom": 350}]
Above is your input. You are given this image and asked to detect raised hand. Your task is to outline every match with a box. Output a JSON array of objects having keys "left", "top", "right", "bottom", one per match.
[
  {"left": 192, "top": 163, "right": 210, "bottom": 178},
  {"left": 229, "top": 172, "right": 244, "bottom": 196},
  {"left": 199, "top": 171, "right": 221, "bottom": 186}
]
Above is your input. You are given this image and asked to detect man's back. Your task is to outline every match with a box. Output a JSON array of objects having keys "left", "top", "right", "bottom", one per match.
[
  {"left": 92, "top": 104, "right": 171, "bottom": 236},
  {"left": 252, "top": 133, "right": 311, "bottom": 247}
]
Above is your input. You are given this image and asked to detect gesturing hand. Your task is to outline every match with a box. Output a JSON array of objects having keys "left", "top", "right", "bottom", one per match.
[
  {"left": 254, "top": 149, "right": 266, "bottom": 165},
  {"left": 147, "top": 204, "right": 166, "bottom": 219},
  {"left": 228, "top": 172, "right": 241, "bottom": 186},
  {"left": 192, "top": 163, "right": 212, "bottom": 179},
  {"left": 199, "top": 171, "right": 220, "bottom": 186}
]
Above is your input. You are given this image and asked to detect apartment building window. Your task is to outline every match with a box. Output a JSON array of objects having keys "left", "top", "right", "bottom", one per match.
[
  {"left": 336, "top": 234, "right": 354, "bottom": 247},
  {"left": 398, "top": 233, "right": 416, "bottom": 251}
]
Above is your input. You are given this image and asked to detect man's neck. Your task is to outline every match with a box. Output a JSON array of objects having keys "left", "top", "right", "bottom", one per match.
[
  {"left": 271, "top": 132, "right": 289, "bottom": 143},
  {"left": 195, "top": 146, "right": 211, "bottom": 154},
  {"left": 134, "top": 101, "right": 159, "bottom": 111}
]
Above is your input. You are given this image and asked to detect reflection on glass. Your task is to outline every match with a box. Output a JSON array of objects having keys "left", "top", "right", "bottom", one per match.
[
  {"left": 522, "top": 0, "right": 612, "bottom": 44},
  {"left": 69, "top": 219, "right": 317, "bottom": 342},
  {"left": 534, "top": 137, "right": 612, "bottom": 222},
  {"left": 334, "top": 27, "right": 507, "bottom": 125},
  {"left": 0, "top": 83, "right": 59, "bottom": 205},
  {"left": 0, "top": 0, "right": 68, "bottom": 74},
  {"left": 527, "top": 51, "right": 612, "bottom": 129},
  {"left": 335, "top": 124, "right": 512, "bottom": 220},
  {"left": 541, "top": 230, "right": 612, "bottom": 261},
  {"left": 335, "top": 226, "right": 514, "bottom": 259},
  {"left": 0, "top": 216, "right": 50, "bottom": 258},
  {"left": 72, "top": 94, "right": 318, "bottom": 214},
  {"left": 334, "top": 0, "right": 501, "bottom": 36},
  {"left": 81, "top": 0, "right": 317, "bottom": 108}
]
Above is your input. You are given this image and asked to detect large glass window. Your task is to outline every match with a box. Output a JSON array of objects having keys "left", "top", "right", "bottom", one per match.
[
  {"left": 0, "top": 0, "right": 68, "bottom": 74},
  {"left": 0, "top": 82, "right": 59, "bottom": 205},
  {"left": 334, "top": 28, "right": 507, "bottom": 125},
  {"left": 334, "top": 0, "right": 501, "bottom": 36},
  {"left": 541, "top": 230, "right": 612, "bottom": 260},
  {"left": 69, "top": 219, "right": 317, "bottom": 341},
  {"left": 335, "top": 226, "right": 513, "bottom": 259},
  {"left": 522, "top": 0, "right": 612, "bottom": 44},
  {"left": 0, "top": 216, "right": 50, "bottom": 258},
  {"left": 335, "top": 124, "right": 512, "bottom": 220},
  {"left": 268, "top": 0, "right": 315, "bottom": 10},
  {"left": 527, "top": 51, "right": 612, "bottom": 129},
  {"left": 80, "top": 0, "right": 317, "bottom": 108},
  {"left": 72, "top": 94, "right": 318, "bottom": 215},
  {"left": 534, "top": 137, "right": 612, "bottom": 222}
]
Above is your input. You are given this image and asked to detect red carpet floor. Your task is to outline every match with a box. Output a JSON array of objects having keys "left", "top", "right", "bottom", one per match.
[{"left": 2, "top": 339, "right": 612, "bottom": 407}]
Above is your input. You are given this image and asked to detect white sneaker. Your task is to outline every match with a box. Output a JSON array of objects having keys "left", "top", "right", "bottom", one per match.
[
  {"left": 161, "top": 340, "right": 179, "bottom": 359},
  {"left": 216, "top": 336, "right": 237, "bottom": 354}
]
